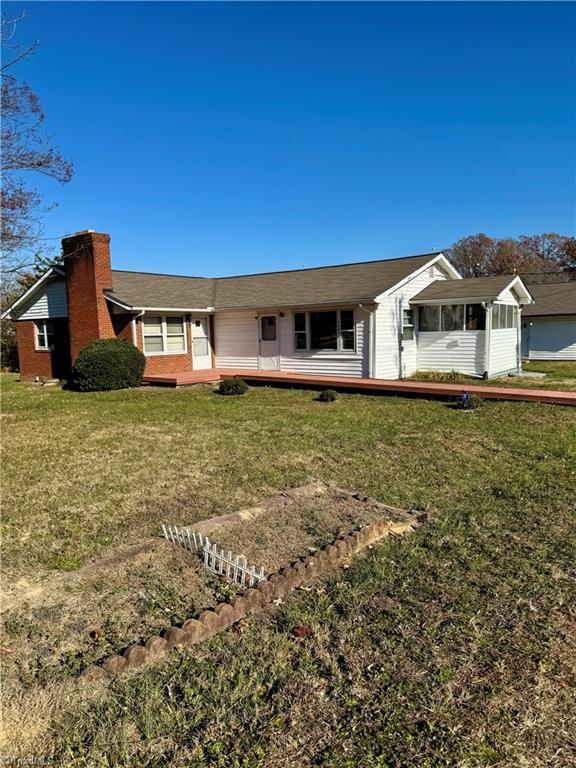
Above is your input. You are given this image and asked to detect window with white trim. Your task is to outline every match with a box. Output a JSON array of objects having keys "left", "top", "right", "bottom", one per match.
[
  {"left": 143, "top": 316, "right": 186, "bottom": 354},
  {"left": 402, "top": 308, "right": 414, "bottom": 340},
  {"left": 34, "top": 320, "right": 54, "bottom": 350},
  {"left": 492, "top": 304, "right": 516, "bottom": 330},
  {"left": 293, "top": 309, "right": 355, "bottom": 352},
  {"left": 418, "top": 303, "right": 487, "bottom": 332}
]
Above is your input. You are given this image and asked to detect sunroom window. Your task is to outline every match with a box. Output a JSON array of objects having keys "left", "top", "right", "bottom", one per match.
[
  {"left": 492, "top": 304, "right": 516, "bottom": 330},
  {"left": 143, "top": 316, "right": 186, "bottom": 354},
  {"left": 465, "top": 304, "right": 486, "bottom": 331},
  {"left": 34, "top": 320, "right": 54, "bottom": 350}
]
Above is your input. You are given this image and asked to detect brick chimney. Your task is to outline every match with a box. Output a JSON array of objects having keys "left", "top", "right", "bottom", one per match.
[{"left": 63, "top": 230, "right": 116, "bottom": 360}]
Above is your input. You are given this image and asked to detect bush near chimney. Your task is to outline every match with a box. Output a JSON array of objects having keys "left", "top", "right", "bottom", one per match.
[
  {"left": 72, "top": 339, "right": 145, "bottom": 392},
  {"left": 218, "top": 377, "right": 248, "bottom": 396}
]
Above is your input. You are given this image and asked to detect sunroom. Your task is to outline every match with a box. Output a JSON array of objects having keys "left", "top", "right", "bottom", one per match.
[{"left": 409, "top": 275, "right": 533, "bottom": 378}]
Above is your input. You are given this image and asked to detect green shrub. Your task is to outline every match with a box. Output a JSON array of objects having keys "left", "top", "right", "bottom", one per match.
[
  {"left": 218, "top": 377, "right": 248, "bottom": 396},
  {"left": 1, "top": 320, "right": 19, "bottom": 371},
  {"left": 71, "top": 338, "right": 145, "bottom": 392},
  {"left": 317, "top": 389, "right": 338, "bottom": 402}
]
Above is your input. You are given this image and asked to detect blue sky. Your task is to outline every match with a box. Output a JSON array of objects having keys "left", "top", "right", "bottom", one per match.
[{"left": 5, "top": 1, "right": 575, "bottom": 276}]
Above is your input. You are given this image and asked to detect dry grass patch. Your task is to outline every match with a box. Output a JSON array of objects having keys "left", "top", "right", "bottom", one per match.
[{"left": 1, "top": 374, "right": 575, "bottom": 766}]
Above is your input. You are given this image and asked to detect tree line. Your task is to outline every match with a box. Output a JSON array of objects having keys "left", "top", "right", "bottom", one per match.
[{"left": 446, "top": 233, "right": 576, "bottom": 283}]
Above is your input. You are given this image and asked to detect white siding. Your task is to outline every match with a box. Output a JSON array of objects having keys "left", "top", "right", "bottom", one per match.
[
  {"left": 278, "top": 310, "right": 368, "bottom": 377},
  {"left": 489, "top": 328, "right": 518, "bottom": 374},
  {"left": 16, "top": 278, "right": 68, "bottom": 320},
  {"left": 214, "top": 310, "right": 259, "bottom": 369},
  {"left": 374, "top": 262, "right": 450, "bottom": 379},
  {"left": 214, "top": 307, "right": 369, "bottom": 377},
  {"left": 524, "top": 317, "right": 576, "bottom": 361},
  {"left": 417, "top": 331, "right": 485, "bottom": 377}
]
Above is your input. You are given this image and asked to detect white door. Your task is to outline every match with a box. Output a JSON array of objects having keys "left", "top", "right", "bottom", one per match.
[
  {"left": 191, "top": 316, "right": 212, "bottom": 369},
  {"left": 258, "top": 314, "right": 279, "bottom": 370}
]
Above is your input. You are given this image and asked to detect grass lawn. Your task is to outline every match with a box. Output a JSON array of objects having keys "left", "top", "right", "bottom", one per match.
[
  {"left": 1, "top": 374, "right": 575, "bottom": 766},
  {"left": 410, "top": 360, "right": 576, "bottom": 391}
]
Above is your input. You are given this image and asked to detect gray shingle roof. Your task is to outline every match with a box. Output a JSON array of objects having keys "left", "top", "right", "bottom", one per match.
[
  {"left": 522, "top": 281, "right": 576, "bottom": 317},
  {"left": 411, "top": 275, "right": 521, "bottom": 303},
  {"left": 109, "top": 271, "right": 215, "bottom": 309},
  {"left": 110, "top": 252, "right": 443, "bottom": 310}
]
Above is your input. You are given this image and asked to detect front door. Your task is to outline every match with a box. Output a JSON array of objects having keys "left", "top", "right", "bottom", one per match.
[
  {"left": 191, "top": 316, "right": 212, "bottom": 370},
  {"left": 258, "top": 314, "right": 279, "bottom": 370}
]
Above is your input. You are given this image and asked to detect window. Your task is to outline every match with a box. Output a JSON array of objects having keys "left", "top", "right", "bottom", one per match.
[
  {"left": 402, "top": 308, "right": 414, "bottom": 341},
  {"left": 293, "top": 310, "right": 355, "bottom": 352},
  {"left": 492, "top": 304, "right": 516, "bottom": 330},
  {"left": 419, "top": 306, "right": 440, "bottom": 332},
  {"left": 310, "top": 311, "right": 338, "bottom": 350},
  {"left": 441, "top": 305, "right": 464, "bottom": 332},
  {"left": 34, "top": 320, "right": 54, "bottom": 350},
  {"left": 260, "top": 316, "right": 277, "bottom": 341},
  {"left": 465, "top": 304, "right": 486, "bottom": 331},
  {"left": 419, "top": 304, "right": 489, "bottom": 333},
  {"left": 294, "top": 313, "right": 307, "bottom": 350},
  {"left": 340, "top": 310, "right": 355, "bottom": 350},
  {"left": 143, "top": 316, "right": 186, "bottom": 354}
]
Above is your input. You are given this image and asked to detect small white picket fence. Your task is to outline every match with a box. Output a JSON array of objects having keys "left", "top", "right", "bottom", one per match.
[{"left": 161, "top": 524, "right": 265, "bottom": 588}]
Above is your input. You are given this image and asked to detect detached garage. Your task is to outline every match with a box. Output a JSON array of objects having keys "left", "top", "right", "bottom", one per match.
[{"left": 522, "top": 282, "right": 576, "bottom": 361}]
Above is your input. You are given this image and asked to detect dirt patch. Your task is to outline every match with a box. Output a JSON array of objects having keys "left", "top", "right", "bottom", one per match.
[
  {"left": 213, "top": 491, "right": 406, "bottom": 574},
  {"left": 1, "top": 483, "right": 411, "bottom": 688}
]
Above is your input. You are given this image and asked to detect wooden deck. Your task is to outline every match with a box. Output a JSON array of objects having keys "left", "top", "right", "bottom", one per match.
[{"left": 142, "top": 368, "right": 576, "bottom": 405}]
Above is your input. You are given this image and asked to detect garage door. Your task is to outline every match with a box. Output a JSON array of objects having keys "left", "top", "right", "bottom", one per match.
[{"left": 527, "top": 318, "right": 576, "bottom": 360}]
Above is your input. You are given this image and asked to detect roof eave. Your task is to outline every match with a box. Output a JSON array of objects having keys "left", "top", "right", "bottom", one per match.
[{"left": 1, "top": 266, "right": 64, "bottom": 320}]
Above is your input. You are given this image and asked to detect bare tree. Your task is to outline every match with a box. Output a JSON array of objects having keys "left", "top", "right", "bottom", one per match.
[
  {"left": 445, "top": 234, "right": 496, "bottom": 277},
  {"left": 1, "top": 13, "right": 73, "bottom": 278},
  {"left": 447, "top": 232, "right": 576, "bottom": 281}
]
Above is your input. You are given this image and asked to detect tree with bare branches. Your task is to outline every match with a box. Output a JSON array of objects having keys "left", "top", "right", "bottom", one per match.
[
  {"left": 447, "top": 232, "right": 576, "bottom": 282},
  {"left": 1, "top": 13, "right": 73, "bottom": 278}
]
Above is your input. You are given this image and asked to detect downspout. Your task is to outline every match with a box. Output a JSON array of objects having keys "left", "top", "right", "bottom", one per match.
[
  {"left": 370, "top": 305, "right": 378, "bottom": 379},
  {"left": 132, "top": 309, "right": 144, "bottom": 348},
  {"left": 516, "top": 304, "right": 522, "bottom": 373},
  {"left": 482, "top": 302, "right": 491, "bottom": 379},
  {"left": 359, "top": 303, "right": 376, "bottom": 379}
]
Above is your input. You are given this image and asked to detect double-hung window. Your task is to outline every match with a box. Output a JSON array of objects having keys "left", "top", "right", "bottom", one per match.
[
  {"left": 34, "top": 320, "right": 54, "bottom": 350},
  {"left": 293, "top": 309, "right": 355, "bottom": 352},
  {"left": 143, "top": 316, "right": 186, "bottom": 354}
]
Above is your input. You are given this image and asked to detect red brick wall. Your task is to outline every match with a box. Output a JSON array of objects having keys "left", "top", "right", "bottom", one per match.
[
  {"left": 16, "top": 319, "right": 71, "bottom": 381},
  {"left": 132, "top": 316, "right": 195, "bottom": 375},
  {"left": 63, "top": 231, "right": 116, "bottom": 361},
  {"left": 16, "top": 321, "right": 54, "bottom": 380}
]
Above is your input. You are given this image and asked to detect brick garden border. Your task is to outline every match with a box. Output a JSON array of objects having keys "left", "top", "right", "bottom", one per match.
[{"left": 80, "top": 514, "right": 426, "bottom": 682}]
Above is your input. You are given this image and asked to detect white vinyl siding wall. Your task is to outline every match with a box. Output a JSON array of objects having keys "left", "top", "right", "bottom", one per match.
[
  {"left": 489, "top": 328, "right": 518, "bottom": 374},
  {"left": 214, "top": 308, "right": 369, "bottom": 376},
  {"left": 374, "top": 263, "right": 450, "bottom": 379},
  {"left": 16, "top": 278, "right": 68, "bottom": 320},
  {"left": 524, "top": 317, "right": 576, "bottom": 361},
  {"left": 214, "top": 311, "right": 260, "bottom": 369},
  {"left": 417, "top": 331, "right": 485, "bottom": 376}
]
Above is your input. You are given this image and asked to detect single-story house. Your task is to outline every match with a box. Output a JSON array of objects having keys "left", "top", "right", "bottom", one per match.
[
  {"left": 521, "top": 282, "right": 576, "bottom": 361},
  {"left": 3, "top": 230, "right": 534, "bottom": 382}
]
